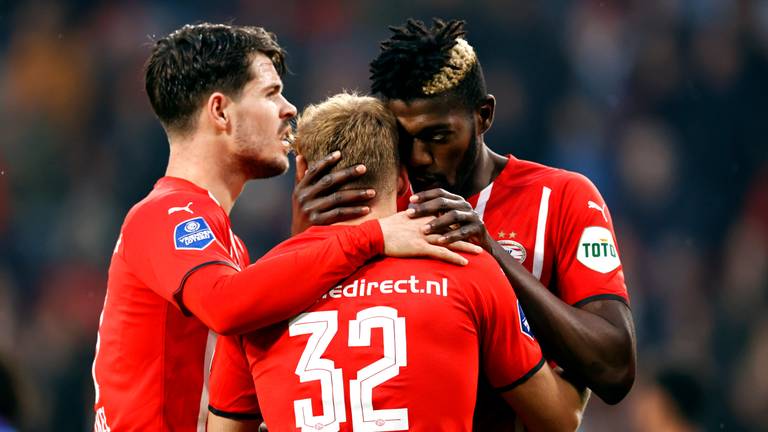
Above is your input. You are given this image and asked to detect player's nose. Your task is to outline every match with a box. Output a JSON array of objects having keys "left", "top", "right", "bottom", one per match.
[
  {"left": 280, "top": 96, "right": 297, "bottom": 120},
  {"left": 409, "top": 139, "right": 433, "bottom": 167}
]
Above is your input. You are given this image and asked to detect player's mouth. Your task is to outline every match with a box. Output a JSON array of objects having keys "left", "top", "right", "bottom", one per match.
[
  {"left": 411, "top": 175, "right": 447, "bottom": 191},
  {"left": 280, "top": 127, "right": 295, "bottom": 153}
]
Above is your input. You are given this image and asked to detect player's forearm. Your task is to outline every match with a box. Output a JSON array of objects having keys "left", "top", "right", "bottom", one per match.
[
  {"left": 490, "top": 241, "right": 635, "bottom": 403},
  {"left": 555, "top": 367, "right": 591, "bottom": 416},
  {"left": 183, "top": 222, "right": 383, "bottom": 335},
  {"left": 504, "top": 363, "right": 583, "bottom": 432},
  {"left": 207, "top": 412, "right": 261, "bottom": 432},
  {"left": 544, "top": 370, "right": 587, "bottom": 431}
]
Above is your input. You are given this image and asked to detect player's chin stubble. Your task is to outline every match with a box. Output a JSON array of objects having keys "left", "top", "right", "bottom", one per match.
[
  {"left": 238, "top": 151, "right": 288, "bottom": 180},
  {"left": 233, "top": 133, "right": 289, "bottom": 179}
]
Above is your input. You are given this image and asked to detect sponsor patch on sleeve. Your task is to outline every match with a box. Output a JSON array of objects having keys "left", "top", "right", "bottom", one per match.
[
  {"left": 576, "top": 226, "right": 621, "bottom": 273},
  {"left": 518, "top": 300, "right": 534, "bottom": 340},
  {"left": 174, "top": 217, "right": 216, "bottom": 250}
]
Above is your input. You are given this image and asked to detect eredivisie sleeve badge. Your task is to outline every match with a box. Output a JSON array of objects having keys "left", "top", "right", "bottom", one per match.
[{"left": 174, "top": 216, "right": 216, "bottom": 250}]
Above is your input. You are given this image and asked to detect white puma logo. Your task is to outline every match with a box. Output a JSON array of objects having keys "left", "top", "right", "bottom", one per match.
[
  {"left": 168, "top": 202, "right": 194, "bottom": 215},
  {"left": 588, "top": 200, "right": 608, "bottom": 222}
]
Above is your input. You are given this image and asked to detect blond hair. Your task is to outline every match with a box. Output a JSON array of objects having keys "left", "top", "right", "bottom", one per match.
[
  {"left": 295, "top": 92, "right": 399, "bottom": 195},
  {"left": 421, "top": 38, "right": 477, "bottom": 95}
]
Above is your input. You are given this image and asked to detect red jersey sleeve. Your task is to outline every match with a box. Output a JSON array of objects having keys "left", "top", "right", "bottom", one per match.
[
  {"left": 181, "top": 220, "right": 385, "bottom": 335},
  {"left": 466, "top": 254, "right": 545, "bottom": 390},
  {"left": 208, "top": 335, "right": 261, "bottom": 419},
  {"left": 234, "top": 234, "right": 251, "bottom": 266},
  {"left": 552, "top": 174, "right": 629, "bottom": 307},
  {"left": 122, "top": 193, "right": 239, "bottom": 309}
]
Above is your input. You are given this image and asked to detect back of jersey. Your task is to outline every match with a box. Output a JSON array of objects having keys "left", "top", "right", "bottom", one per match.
[{"left": 242, "top": 251, "right": 542, "bottom": 431}]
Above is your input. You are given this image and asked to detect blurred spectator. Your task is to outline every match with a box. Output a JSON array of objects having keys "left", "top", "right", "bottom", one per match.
[
  {"left": 730, "top": 317, "right": 768, "bottom": 430},
  {"left": 0, "top": 356, "right": 19, "bottom": 431},
  {"left": 566, "top": 1, "right": 630, "bottom": 104},
  {"left": 633, "top": 368, "right": 706, "bottom": 432}
]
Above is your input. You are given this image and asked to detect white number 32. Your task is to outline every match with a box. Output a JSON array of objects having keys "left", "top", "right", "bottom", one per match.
[{"left": 289, "top": 306, "right": 408, "bottom": 431}]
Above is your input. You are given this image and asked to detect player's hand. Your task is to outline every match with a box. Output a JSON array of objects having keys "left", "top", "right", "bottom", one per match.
[
  {"left": 291, "top": 151, "right": 375, "bottom": 235},
  {"left": 379, "top": 210, "right": 482, "bottom": 266},
  {"left": 408, "top": 188, "right": 495, "bottom": 252}
]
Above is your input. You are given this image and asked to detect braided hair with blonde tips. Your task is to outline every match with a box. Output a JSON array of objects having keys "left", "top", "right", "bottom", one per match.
[{"left": 370, "top": 18, "right": 487, "bottom": 110}]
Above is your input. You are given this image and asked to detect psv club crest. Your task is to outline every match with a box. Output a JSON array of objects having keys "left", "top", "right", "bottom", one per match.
[{"left": 497, "top": 231, "right": 527, "bottom": 264}]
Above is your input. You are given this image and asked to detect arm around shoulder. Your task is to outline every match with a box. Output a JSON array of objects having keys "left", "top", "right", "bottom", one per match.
[{"left": 182, "top": 220, "right": 384, "bottom": 335}]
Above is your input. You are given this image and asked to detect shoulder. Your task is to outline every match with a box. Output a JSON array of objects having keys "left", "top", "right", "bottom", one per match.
[
  {"left": 464, "top": 251, "right": 505, "bottom": 275},
  {"left": 261, "top": 226, "right": 340, "bottom": 260},
  {"left": 359, "top": 251, "right": 501, "bottom": 280},
  {"left": 123, "top": 186, "right": 219, "bottom": 235},
  {"left": 510, "top": 158, "right": 603, "bottom": 204},
  {"left": 557, "top": 170, "right": 601, "bottom": 195},
  {"left": 450, "top": 252, "right": 516, "bottom": 314},
  {"left": 496, "top": 156, "right": 592, "bottom": 190},
  {"left": 430, "top": 251, "right": 508, "bottom": 289},
  {"left": 548, "top": 170, "right": 610, "bottom": 220}
]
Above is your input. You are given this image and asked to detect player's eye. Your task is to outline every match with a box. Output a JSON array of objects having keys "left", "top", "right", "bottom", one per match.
[
  {"left": 266, "top": 85, "right": 281, "bottom": 97},
  {"left": 428, "top": 132, "right": 450, "bottom": 143}
]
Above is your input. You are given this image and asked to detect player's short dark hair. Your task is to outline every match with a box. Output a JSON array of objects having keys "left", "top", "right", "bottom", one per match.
[
  {"left": 145, "top": 23, "right": 286, "bottom": 134},
  {"left": 370, "top": 18, "right": 487, "bottom": 111}
]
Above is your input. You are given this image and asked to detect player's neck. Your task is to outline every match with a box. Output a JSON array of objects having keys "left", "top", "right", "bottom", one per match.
[
  {"left": 165, "top": 136, "right": 245, "bottom": 215},
  {"left": 332, "top": 197, "right": 396, "bottom": 227},
  {"left": 461, "top": 144, "right": 508, "bottom": 198}
]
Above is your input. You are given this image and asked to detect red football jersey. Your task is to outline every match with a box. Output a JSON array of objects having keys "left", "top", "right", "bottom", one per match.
[
  {"left": 92, "top": 177, "right": 249, "bottom": 431},
  {"left": 209, "top": 225, "right": 544, "bottom": 431},
  {"left": 91, "top": 177, "right": 384, "bottom": 431},
  {"left": 467, "top": 155, "right": 629, "bottom": 430},
  {"left": 468, "top": 155, "right": 628, "bottom": 306}
]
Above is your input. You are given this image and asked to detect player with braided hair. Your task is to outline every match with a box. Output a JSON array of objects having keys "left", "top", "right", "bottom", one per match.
[
  {"left": 370, "top": 19, "right": 482, "bottom": 100},
  {"left": 296, "top": 18, "right": 636, "bottom": 430},
  {"left": 91, "top": 22, "right": 483, "bottom": 431},
  {"left": 209, "top": 92, "right": 584, "bottom": 432}
]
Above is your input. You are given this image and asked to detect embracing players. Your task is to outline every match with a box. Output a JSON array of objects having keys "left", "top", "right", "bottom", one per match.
[
  {"left": 296, "top": 19, "right": 636, "bottom": 429},
  {"left": 207, "top": 92, "right": 585, "bottom": 431},
  {"left": 91, "top": 23, "right": 478, "bottom": 431}
]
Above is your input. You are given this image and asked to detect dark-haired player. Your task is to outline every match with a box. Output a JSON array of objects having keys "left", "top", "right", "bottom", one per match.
[
  {"left": 296, "top": 19, "right": 636, "bottom": 429},
  {"left": 91, "top": 23, "right": 477, "bottom": 431},
  {"left": 208, "top": 93, "right": 585, "bottom": 432}
]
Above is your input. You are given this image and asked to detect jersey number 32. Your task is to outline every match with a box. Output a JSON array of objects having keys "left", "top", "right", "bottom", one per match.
[{"left": 289, "top": 306, "right": 408, "bottom": 432}]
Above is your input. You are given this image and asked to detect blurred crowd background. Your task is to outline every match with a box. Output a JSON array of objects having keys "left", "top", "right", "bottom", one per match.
[{"left": 1, "top": 0, "right": 766, "bottom": 430}]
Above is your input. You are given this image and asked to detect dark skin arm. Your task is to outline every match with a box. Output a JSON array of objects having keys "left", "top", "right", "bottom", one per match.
[
  {"left": 409, "top": 189, "right": 637, "bottom": 405},
  {"left": 489, "top": 239, "right": 635, "bottom": 404},
  {"left": 290, "top": 157, "right": 636, "bottom": 404}
]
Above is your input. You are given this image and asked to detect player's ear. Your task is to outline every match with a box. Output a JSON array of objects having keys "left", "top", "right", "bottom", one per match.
[
  {"left": 396, "top": 164, "right": 409, "bottom": 196},
  {"left": 294, "top": 154, "right": 308, "bottom": 184},
  {"left": 476, "top": 94, "right": 495, "bottom": 135},
  {"left": 206, "top": 92, "right": 232, "bottom": 133}
]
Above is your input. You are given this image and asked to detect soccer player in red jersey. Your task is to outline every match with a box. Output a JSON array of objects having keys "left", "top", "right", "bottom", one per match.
[
  {"left": 207, "top": 93, "right": 584, "bottom": 432},
  {"left": 295, "top": 19, "right": 636, "bottom": 430},
  {"left": 91, "top": 23, "right": 478, "bottom": 432}
]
